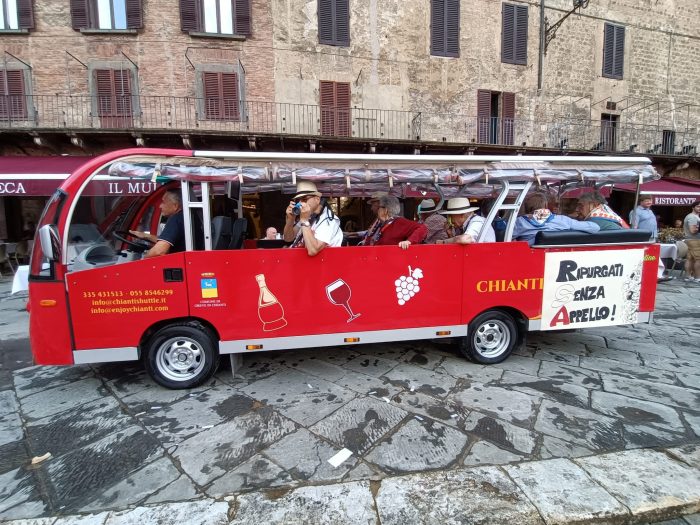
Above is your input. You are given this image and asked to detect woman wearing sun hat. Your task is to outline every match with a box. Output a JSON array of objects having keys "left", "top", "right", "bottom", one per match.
[
  {"left": 436, "top": 198, "right": 495, "bottom": 244},
  {"left": 417, "top": 199, "right": 448, "bottom": 244}
]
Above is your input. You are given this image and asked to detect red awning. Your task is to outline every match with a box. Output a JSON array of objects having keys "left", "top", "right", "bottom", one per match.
[
  {"left": 0, "top": 156, "right": 92, "bottom": 196},
  {"left": 0, "top": 156, "right": 158, "bottom": 197},
  {"left": 613, "top": 177, "right": 700, "bottom": 206}
]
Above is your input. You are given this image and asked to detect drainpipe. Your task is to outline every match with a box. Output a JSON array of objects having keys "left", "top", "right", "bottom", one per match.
[{"left": 538, "top": 0, "right": 545, "bottom": 91}]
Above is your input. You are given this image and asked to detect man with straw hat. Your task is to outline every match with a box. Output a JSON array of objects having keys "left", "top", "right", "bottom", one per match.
[
  {"left": 417, "top": 199, "right": 448, "bottom": 244},
  {"left": 283, "top": 181, "right": 342, "bottom": 256},
  {"left": 436, "top": 198, "right": 495, "bottom": 244}
]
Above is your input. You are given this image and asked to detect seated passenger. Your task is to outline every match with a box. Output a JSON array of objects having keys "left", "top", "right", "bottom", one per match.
[
  {"left": 514, "top": 193, "right": 600, "bottom": 246},
  {"left": 263, "top": 227, "right": 279, "bottom": 240},
  {"left": 283, "top": 181, "right": 343, "bottom": 256},
  {"left": 417, "top": 199, "right": 448, "bottom": 244},
  {"left": 363, "top": 195, "right": 427, "bottom": 249},
  {"left": 576, "top": 192, "right": 627, "bottom": 231},
  {"left": 436, "top": 198, "right": 495, "bottom": 244}
]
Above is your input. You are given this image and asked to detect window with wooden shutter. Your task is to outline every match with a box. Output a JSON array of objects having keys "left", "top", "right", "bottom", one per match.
[
  {"left": 202, "top": 72, "right": 240, "bottom": 120},
  {"left": 431, "top": 0, "right": 459, "bottom": 57},
  {"left": 320, "top": 80, "right": 351, "bottom": 137},
  {"left": 502, "top": 3, "right": 527, "bottom": 65},
  {"left": 476, "top": 90, "right": 491, "bottom": 144},
  {"left": 1, "top": 0, "right": 34, "bottom": 29},
  {"left": 602, "top": 22, "right": 624, "bottom": 79},
  {"left": 94, "top": 68, "right": 133, "bottom": 128},
  {"left": 318, "top": 0, "right": 349, "bottom": 46},
  {"left": 0, "top": 70, "right": 27, "bottom": 120},
  {"left": 70, "top": 0, "right": 141, "bottom": 29},
  {"left": 501, "top": 91, "right": 515, "bottom": 145},
  {"left": 185, "top": 0, "right": 251, "bottom": 35},
  {"left": 477, "top": 89, "right": 516, "bottom": 145}
]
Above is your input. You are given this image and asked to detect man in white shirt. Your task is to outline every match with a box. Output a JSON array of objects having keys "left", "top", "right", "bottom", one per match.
[
  {"left": 436, "top": 198, "right": 496, "bottom": 244},
  {"left": 283, "top": 181, "right": 343, "bottom": 256}
]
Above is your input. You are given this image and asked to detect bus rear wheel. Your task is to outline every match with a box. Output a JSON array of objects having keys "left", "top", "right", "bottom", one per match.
[
  {"left": 460, "top": 311, "right": 517, "bottom": 364},
  {"left": 144, "top": 323, "right": 220, "bottom": 389}
]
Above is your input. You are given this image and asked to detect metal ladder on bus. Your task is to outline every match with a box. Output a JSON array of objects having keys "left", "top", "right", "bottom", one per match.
[
  {"left": 181, "top": 180, "right": 213, "bottom": 251},
  {"left": 478, "top": 181, "right": 532, "bottom": 243}
]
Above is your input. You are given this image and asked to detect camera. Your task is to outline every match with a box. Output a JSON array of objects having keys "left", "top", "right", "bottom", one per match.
[{"left": 293, "top": 202, "right": 303, "bottom": 216}]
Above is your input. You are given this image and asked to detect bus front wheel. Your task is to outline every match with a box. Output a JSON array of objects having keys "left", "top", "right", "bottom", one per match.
[
  {"left": 460, "top": 311, "right": 517, "bottom": 364},
  {"left": 144, "top": 323, "right": 220, "bottom": 389}
]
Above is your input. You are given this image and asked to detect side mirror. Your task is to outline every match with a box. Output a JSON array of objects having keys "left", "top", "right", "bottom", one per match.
[{"left": 39, "top": 224, "right": 61, "bottom": 262}]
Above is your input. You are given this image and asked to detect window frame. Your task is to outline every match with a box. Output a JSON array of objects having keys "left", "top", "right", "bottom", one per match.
[
  {"left": 88, "top": 62, "right": 140, "bottom": 128},
  {"left": 602, "top": 22, "right": 625, "bottom": 79},
  {"left": 430, "top": 0, "right": 459, "bottom": 58},
  {"left": 0, "top": 0, "right": 33, "bottom": 32},
  {"left": 318, "top": 0, "right": 349, "bottom": 47},
  {"left": 0, "top": 66, "right": 33, "bottom": 121},
  {"left": 319, "top": 80, "right": 351, "bottom": 137},
  {"left": 70, "top": 0, "right": 141, "bottom": 32},
  {"left": 180, "top": 0, "right": 251, "bottom": 38},
  {"left": 195, "top": 62, "right": 246, "bottom": 122},
  {"left": 501, "top": 2, "right": 528, "bottom": 66}
]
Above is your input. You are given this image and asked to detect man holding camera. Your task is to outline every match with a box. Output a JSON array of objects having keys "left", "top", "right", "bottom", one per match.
[{"left": 283, "top": 181, "right": 343, "bottom": 256}]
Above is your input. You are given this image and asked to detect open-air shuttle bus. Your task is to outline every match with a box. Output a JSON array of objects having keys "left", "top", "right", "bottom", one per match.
[{"left": 29, "top": 149, "right": 660, "bottom": 388}]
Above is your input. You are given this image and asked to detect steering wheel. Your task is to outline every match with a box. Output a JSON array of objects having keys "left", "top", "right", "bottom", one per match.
[{"left": 113, "top": 230, "right": 154, "bottom": 253}]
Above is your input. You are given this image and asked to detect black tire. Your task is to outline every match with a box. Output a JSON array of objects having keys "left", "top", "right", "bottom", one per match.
[
  {"left": 144, "top": 323, "right": 220, "bottom": 389},
  {"left": 460, "top": 310, "right": 518, "bottom": 364}
]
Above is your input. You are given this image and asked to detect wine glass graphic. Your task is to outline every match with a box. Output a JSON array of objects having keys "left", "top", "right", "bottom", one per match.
[{"left": 326, "top": 279, "right": 361, "bottom": 323}]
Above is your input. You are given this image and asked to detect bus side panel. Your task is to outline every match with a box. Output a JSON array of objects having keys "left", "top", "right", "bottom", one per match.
[
  {"left": 29, "top": 281, "right": 74, "bottom": 365},
  {"left": 639, "top": 243, "right": 660, "bottom": 312},
  {"left": 184, "top": 245, "right": 464, "bottom": 341},
  {"left": 461, "top": 242, "right": 545, "bottom": 323},
  {"left": 66, "top": 254, "right": 190, "bottom": 350}
]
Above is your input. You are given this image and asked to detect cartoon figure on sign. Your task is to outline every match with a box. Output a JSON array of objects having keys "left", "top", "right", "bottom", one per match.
[
  {"left": 255, "top": 274, "right": 287, "bottom": 331},
  {"left": 326, "top": 279, "right": 361, "bottom": 323},
  {"left": 394, "top": 266, "right": 424, "bottom": 306}
]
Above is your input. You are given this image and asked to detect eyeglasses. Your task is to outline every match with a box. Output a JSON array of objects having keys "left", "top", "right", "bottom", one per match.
[{"left": 295, "top": 195, "right": 315, "bottom": 203}]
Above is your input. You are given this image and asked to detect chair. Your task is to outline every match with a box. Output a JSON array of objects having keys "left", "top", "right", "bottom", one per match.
[
  {"left": 13, "top": 240, "right": 29, "bottom": 266},
  {"left": 211, "top": 216, "right": 233, "bottom": 250},
  {"left": 0, "top": 244, "right": 11, "bottom": 277},
  {"left": 228, "top": 218, "right": 248, "bottom": 250},
  {"left": 669, "top": 240, "right": 688, "bottom": 279}
]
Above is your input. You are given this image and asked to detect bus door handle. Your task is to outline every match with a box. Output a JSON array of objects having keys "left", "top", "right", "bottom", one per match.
[{"left": 163, "top": 268, "right": 184, "bottom": 282}]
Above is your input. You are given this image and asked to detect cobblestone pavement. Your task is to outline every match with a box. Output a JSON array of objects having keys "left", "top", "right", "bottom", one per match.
[{"left": 0, "top": 277, "right": 699, "bottom": 522}]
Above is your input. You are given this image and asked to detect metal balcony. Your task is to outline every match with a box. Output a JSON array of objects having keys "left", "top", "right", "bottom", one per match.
[{"left": 0, "top": 94, "right": 698, "bottom": 155}]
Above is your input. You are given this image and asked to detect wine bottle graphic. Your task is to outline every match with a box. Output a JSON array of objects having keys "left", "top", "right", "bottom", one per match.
[{"left": 255, "top": 274, "right": 287, "bottom": 331}]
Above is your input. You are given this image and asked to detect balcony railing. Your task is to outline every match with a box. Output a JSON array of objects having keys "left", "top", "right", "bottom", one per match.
[{"left": 0, "top": 94, "right": 698, "bottom": 155}]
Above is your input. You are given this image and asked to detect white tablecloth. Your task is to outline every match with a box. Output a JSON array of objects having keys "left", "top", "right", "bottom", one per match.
[
  {"left": 12, "top": 265, "right": 29, "bottom": 294},
  {"left": 658, "top": 243, "right": 679, "bottom": 278}
]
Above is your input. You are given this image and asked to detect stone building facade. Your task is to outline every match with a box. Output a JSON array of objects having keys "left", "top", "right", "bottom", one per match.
[{"left": 0, "top": 0, "right": 699, "bottom": 240}]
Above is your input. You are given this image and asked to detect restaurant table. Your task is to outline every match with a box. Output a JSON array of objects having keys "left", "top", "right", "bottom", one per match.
[
  {"left": 12, "top": 265, "right": 29, "bottom": 294},
  {"left": 658, "top": 243, "right": 678, "bottom": 279}
]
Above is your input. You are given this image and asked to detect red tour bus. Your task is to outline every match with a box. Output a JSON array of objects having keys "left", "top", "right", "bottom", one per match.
[{"left": 28, "top": 149, "right": 660, "bottom": 388}]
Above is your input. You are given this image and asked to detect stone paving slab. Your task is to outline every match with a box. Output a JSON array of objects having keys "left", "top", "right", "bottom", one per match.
[
  {"left": 448, "top": 382, "right": 539, "bottom": 425},
  {"left": 310, "top": 395, "right": 408, "bottom": 455},
  {"left": 171, "top": 406, "right": 297, "bottom": 486},
  {"left": 364, "top": 417, "right": 469, "bottom": 473},
  {"left": 239, "top": 368, "right": 358, "bottom": 427},
  {"left": 375, "top": 465, "right": 544, "bottom": 525},
  {"left": 576, "top": 449, "right": 700, "bottom": 520},
  {"left": 535, "top": 400, "right": 624, "bottom": 451},
  {"left": 17, "top": 378, "right": 108, "bottom": 422},
  {"left": 505, "top": 457, "right": 630, "bottom": 524},
  {"left": 231, "top": 481, "right": 376, "bottom": 525}
]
